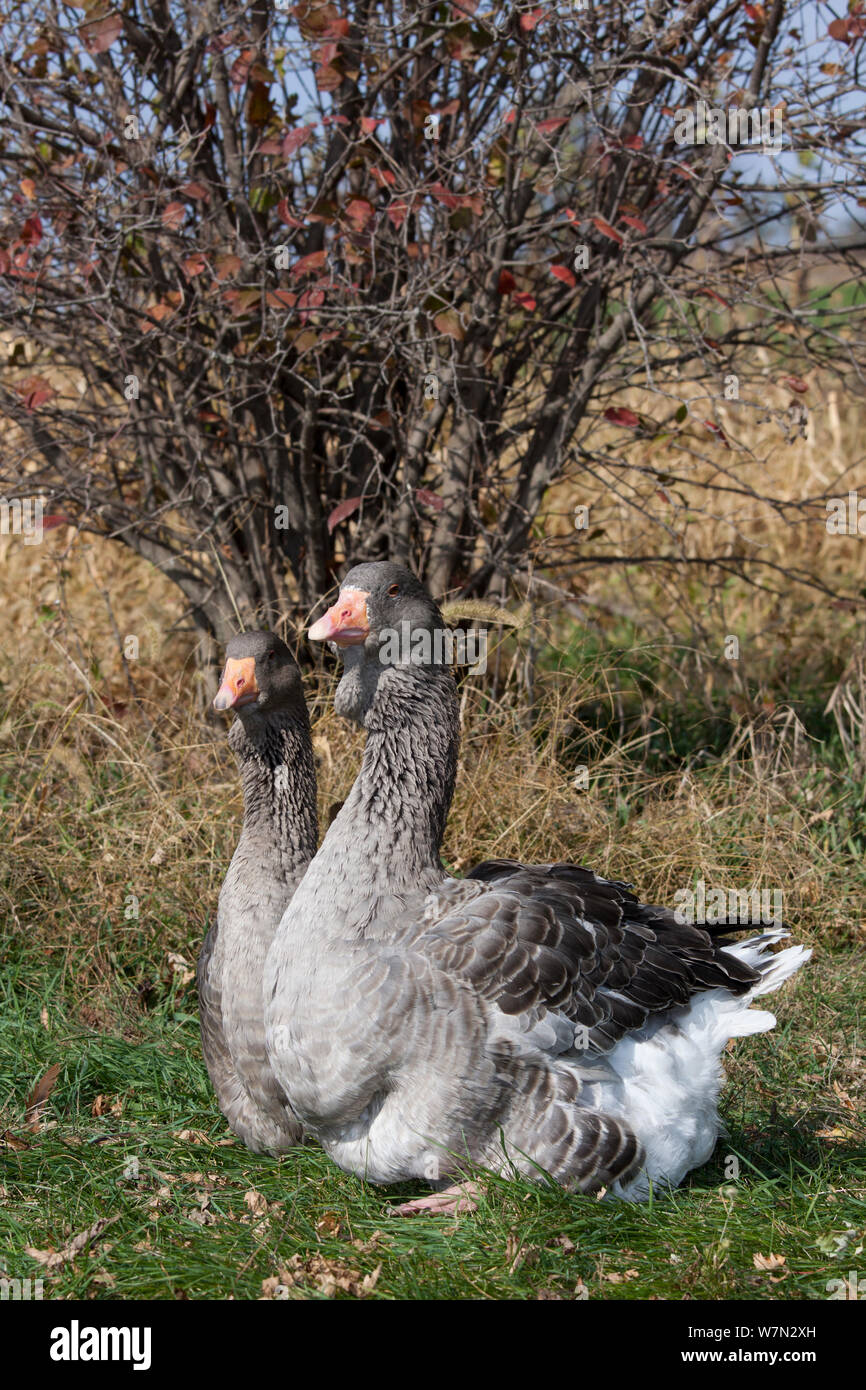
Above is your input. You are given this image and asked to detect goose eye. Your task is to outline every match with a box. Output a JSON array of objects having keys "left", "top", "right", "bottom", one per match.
[
  {"left": 267, "top": 650, "right": 276, "bottom": 662},
  {"left": 388, "top": 583, "right": 400, "bottom": 596}
]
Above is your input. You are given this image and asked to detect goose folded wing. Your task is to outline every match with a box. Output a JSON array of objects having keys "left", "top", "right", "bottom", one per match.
[{"left": 419, "top": 861, "right": 759, "bottom": 1052}]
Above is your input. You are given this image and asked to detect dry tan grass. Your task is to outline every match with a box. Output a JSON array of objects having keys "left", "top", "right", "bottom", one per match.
[{"left": 2, "top": 386, "right": 864, "bottom": 1022}]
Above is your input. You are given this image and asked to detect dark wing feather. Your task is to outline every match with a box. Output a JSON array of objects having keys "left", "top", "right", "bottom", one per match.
[{"left": 420, "top": 859, "right": 760, "bottom": 1052}]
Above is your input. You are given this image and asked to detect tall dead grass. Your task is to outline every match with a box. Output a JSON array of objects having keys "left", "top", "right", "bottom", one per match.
[{"left": 1, "top": 383, "right": 864, "bottom": 1026}]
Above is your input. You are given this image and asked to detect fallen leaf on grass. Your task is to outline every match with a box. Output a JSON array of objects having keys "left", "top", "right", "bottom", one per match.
[
  {"left": 25, "top": 1062, "right": 61, "bottom": 1132},
  {"left": 173, "top": 1129, "right": 211, "bottom": 1145},
  {"left": 315, "top": 1210, "right": 343, "bottom": 1238},
  {"left": 1, "top": 1130, "right": 30, "bottom": 1151},
  {"left": 548, "top": 1234, "right": 576, "bottom": 1253},
  {"left": 25, "top": 1215, "right": 119, "bottom": 1271},
  {"left": 244, "top": 1189, "right": 268, "bottom": 1217},
  {"left": 261, "top": 1254, "right": 381, "bottom": 1300},
  {"left": 753, "top": 1252, "right": 786, "bottom": 1271},
  {"left": 91, "top": 1094, "right": 123, "bottom": 1118}
]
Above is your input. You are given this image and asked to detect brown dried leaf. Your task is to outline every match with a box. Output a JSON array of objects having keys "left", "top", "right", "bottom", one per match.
[
  {"left": 25, "top": 1215, "right": 119, "bottom": 1271},
  {"left": 753, "top": 1251, "right": 786, "bottom": 1271},
  {"left": 25, "top": 1062, "right": 61, "bottom": 1132},
  {"left": 244, "top": 1189, "right": 268, "bottom": 1217}
]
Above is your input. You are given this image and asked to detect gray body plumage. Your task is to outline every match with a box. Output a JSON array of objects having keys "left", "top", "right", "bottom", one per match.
[
  {"left": 198, "top": 634, "right": 317, "bottom": 1154},
  {"left": 264, "top": 566, "right": 810, "bottom": 1196}
]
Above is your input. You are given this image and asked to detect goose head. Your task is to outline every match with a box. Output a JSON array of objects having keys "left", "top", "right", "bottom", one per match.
[
  {"left": 308, "top": 563, "right": 447, "bottom": 726},
  {"left": 214, "top": 630, "right": 304, "bottom": 721}
]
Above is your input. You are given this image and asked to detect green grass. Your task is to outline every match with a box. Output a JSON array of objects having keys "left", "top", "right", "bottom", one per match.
[{"left": 1, "top": 941, "right": 863, "bottom": 1301}]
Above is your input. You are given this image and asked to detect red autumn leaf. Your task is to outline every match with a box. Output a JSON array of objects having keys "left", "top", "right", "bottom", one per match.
[
  {"left": 322, "top": 16, "right": 351, "bottom": 38},
  {"left": 297, "top": 286, "right": 325, "bottom": 322},
  {"left": 416, "top": 488, "right": 444, "bottom": 510},
  {"left": 322, "top": 114, "right": 350, "bottom": 126},
  {"left": 316, "top": 63, "right": 343, "bottom": 91},
  {"left": 370, "top": 166, "right": 396, "bottom": 188},
  {"left": 434, "top": 308, "right": 464, "bottom": 340},
  {"left": 430, "top": 181, "right": 460, "bottom": 210},
  {"left": 181, "top": 254, "right": 207, "bottom": 280},
  {"left": 21, "top": 215, "right": 43, "bottom": 245},
  {"left": 161, "top": 202, "right": 186, "bottom": 231},
  {"left": 180, "top": 182, "right": 210, "bottom": 202},
  {"left": 222, "top": 288, "right": 260, "bottom": 317},
  {"left": 41, "top": 514, "right": 71, "bottom": 531},
  {"left": 283, "top": 125, "right": 315, "bottom": 158},
  {"left": 230, "top": 49, "right": 253, "bottom": 89},
  {"left": 266, "top": 289, "right": 297, "bottom": 309},
  {"left": 79, "top": 13, "right": 122, "bottom": 54},
  {"left": 213, "top": 253, "right": 242, "bottom": 281},
  {"left": 497, "top": 270, "right": 516, "bottom": 293},
  {"left": 327, "top": 496, "right": 362, "bottom": 532},
  {"left": 537, "top": 117, "right": 568, "bottom": 134},
  {"left": 619, "top": 214, "right": 647, "bottom": 233},
  {"left": 387, "top": 200, "right": 408, "bottom": 229},
  {"left": 592, "top": 216, "right": 623, "bottom": 244},
  {"left": 703, "top": 420, "right": 729, "bottom": 446},
  {"left": 550, "top": 264, "right": 576, "bottom": 287},
  {"left": 512, "top": 291, "right": 536, "bottom": 311},
  {"left": 782, "top": 375, "right": 809, "bottom": 393},
  {"left": 697, "top": 288, "right": 730, "bottom": 307},
  {"left": 360, "top": 117, "right": 381, "bottom": 134},
  {"left": 345, "top": 198, "right": 374, "bottom": 230},
  {"left": 17, "top": 376, "right": 56, "bottom": 412},
  {"left": 604, "top": 406, "right": 640, "bottom": 429},
  {"left": 277, "top": 199, "right": 305, "bottom": 228},
  {"left": 520, "top": 8, "right": 546, "bottom": 30},
  {"left": 258, "top": 138, "right": 283, "bottom": 155},
  {"left": 563, "top": 207, "right": 579, "bottom": 223},
  {"left": 503, "top": 109, "right": 516, "bottom": 124},
  {"left": 290, "top": 250, "right": 327, "bottom": 278},
  {"left": 624, "top": 134, "right": 644, "bottom": 150}
]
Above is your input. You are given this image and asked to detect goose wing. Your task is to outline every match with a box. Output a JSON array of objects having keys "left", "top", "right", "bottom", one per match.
[{"left": 415, "top": 859, "right": 760, "bottom": 1051}]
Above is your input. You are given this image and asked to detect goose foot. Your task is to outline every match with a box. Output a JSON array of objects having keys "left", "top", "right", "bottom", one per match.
[{"left": 388, "top": 1181, "right": 480, "bottom": 1217}]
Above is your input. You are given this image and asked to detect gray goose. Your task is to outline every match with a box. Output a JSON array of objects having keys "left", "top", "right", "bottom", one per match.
[
  {"left": 264, "top": 565, "right": 809, "bottom": 1212},
  {"left": 198, "top": 631, "right": 316, "bottom": 1153}
]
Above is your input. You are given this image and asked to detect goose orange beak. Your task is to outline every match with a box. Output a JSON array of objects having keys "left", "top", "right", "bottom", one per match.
[
  {"left": 214, "top": 656, "right": 260, "bottom": 710},
  {"left": 308, "top": 588, "right": 371, "bottom": 646}
]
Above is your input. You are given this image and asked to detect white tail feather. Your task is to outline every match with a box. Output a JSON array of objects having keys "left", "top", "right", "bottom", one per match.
[{"left": 592, "top": 930, "right": 811, "bottom": 1200}]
